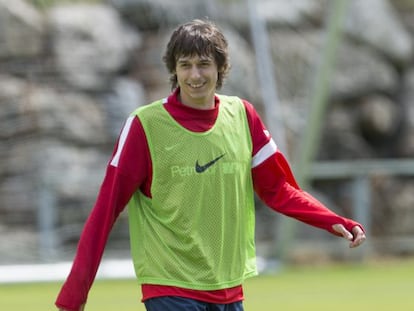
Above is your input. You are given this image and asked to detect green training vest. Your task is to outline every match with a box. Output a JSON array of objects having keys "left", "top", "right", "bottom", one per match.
[{"left": 128, "top": 95, "right": 257, "bottom": 290}]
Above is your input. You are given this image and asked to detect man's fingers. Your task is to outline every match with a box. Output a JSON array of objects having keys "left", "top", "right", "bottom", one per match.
[
  {"left": 332, "top": 224, "right": 366, "bottom": 248},
  {"left": 332, "top": 224, "right": 353, "bottom": 241},
  {"left": 349, "top": 226, "right": 366, "bottom": 248}
]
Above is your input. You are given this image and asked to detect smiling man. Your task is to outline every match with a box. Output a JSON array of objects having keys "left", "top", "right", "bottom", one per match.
[
  {"left": 175, "top": 55, "right": 218, "bottom": 109},
  {"left": 55, "top": 19, "right": 366, "bottom": 311}
]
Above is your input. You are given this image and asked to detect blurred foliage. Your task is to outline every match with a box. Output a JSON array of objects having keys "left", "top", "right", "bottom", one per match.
[{"left": 28, "top": 0, "right": 104, "bottom": 9}]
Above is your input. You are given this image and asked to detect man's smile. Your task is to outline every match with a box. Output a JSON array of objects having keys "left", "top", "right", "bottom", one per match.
[{"left": 188, "top": 82, "right": 206, "bottom": 89}]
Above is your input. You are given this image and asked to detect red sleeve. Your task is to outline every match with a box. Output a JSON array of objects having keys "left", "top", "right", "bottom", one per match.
[
  {"left": 252, "top": 151, "right": 362, "bottom": 235},
  {"left": 242, "top": 99, "right": 269, "bottom": 156},
  {"left": 55, "top": 116, "right": 149, "bottom": 311},
  {"left": 243, "top": 100, "right": 363, "bottom": 235}
]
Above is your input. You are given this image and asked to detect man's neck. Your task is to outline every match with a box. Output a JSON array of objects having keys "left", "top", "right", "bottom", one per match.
[{"left": 178, "top": 93, "right": 215, "bottom": 110}]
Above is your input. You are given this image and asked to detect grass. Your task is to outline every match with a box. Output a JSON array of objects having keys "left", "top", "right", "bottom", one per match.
[
  {"left": 244, "top": 259, "right": 414, "bottom": 310},
  {"left": 1, "top": 258, "right": 413, "bottom": 311}
]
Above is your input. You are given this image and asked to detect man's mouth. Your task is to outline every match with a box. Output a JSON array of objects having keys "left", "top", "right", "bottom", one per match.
[{"left": 188, "top": 82, "right": 205, "bottom": 89}]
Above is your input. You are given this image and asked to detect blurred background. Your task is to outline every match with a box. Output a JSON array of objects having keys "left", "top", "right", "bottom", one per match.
[{"left": 1, "top": 0, "right": 414, "bottom": 281}]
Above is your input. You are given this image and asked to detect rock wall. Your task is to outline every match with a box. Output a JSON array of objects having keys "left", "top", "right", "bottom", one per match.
[{"left": 1, "top": 0, "right": 414, "bottom": 261}]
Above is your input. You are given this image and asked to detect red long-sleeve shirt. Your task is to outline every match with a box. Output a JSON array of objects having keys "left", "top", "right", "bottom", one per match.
[{"left": 56, "top": 89, "right": 362, "bottom": 311}]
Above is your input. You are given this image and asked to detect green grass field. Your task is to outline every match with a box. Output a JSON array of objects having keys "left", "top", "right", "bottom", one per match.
[{"left": 1, "top": 258, "right": 413, "bottom": 311}]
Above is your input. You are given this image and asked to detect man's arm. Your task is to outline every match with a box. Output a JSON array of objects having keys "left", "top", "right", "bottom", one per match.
[
  {"left": 242, "top": 99, "right": 365, "bottom": 245},
  {"left": 55, "top": 166, "right": 141, "bottom": 310},
  {"left": 252, "top": 149, "right": 365, "bottom": 244},
  {"left": 55, "top": 116, "right": 150, "bottom": 310}
]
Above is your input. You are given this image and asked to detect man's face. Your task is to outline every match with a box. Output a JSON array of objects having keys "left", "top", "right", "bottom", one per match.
[{"left": 175, "top": 54, "right": 218, "bottom": 109}]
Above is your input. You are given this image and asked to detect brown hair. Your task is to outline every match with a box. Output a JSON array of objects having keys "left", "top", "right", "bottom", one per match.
[{"left": 162, "top": 19, "right": 230, "bottom": 90}]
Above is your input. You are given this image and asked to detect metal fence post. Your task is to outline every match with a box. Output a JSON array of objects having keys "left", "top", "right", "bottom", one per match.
[
  {"left": 352, "top": 175, "right": 371, "bottom": 259},
  {"left": 37, "top": 176, "right": 59, "bottom": 262}
]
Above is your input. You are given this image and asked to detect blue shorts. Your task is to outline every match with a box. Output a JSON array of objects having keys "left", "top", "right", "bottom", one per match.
[{"left": 144, "top": 296, "right": 244, "bottom": 311}]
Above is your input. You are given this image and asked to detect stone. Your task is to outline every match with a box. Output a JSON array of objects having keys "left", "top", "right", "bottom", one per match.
[
  {"left": 48, "top": 3, "right": 141, "bottom": 91},
  {"left": 0, "top": 0, "right": 45, "bottom": 58}
]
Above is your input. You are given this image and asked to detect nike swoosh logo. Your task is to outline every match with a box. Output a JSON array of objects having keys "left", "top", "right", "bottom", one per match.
[
  {"left": 165, "top": 144, "right": 180, "bottom": 151},
  {"left": 195, "top": 154, "right": 225, "bottom": 173}
]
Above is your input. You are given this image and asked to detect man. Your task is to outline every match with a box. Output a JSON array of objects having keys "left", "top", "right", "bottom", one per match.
[{"left": 56, "top": 19, "right": 366, "bottom": 311}]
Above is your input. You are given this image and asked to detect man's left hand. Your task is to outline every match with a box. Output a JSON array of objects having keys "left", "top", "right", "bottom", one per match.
[{"left": 332, "top": 224, "right": 366, "bottom": 248}]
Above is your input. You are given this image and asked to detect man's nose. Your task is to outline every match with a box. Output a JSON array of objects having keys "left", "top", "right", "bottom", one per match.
[{"left": 190, "top": 66, "right": 201, "bottom": 78}]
